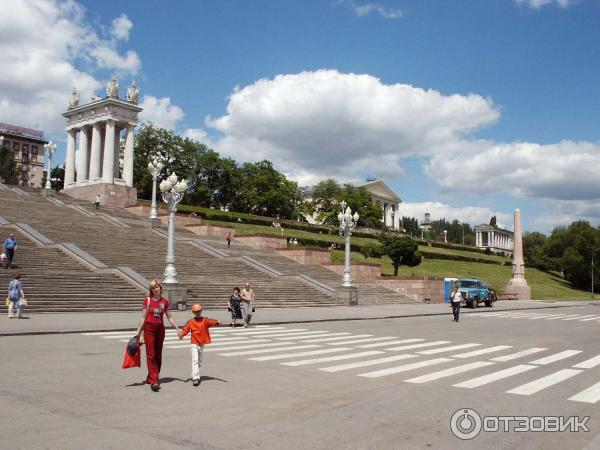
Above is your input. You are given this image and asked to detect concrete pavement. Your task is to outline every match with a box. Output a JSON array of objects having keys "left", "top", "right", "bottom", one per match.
[{"left": 2, "top": 299, "right": 599, "bottom": 336}]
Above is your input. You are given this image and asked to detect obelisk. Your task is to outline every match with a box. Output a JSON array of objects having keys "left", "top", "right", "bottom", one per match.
[{"left": 504, "top": 208, "right": 531, "bottom": 300}]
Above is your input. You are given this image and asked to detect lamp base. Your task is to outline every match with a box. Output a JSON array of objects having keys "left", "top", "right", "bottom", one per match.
[
  {"left": 336, "top": 285, "right": 359, "bottom": 306},
  {"left": 162, "top": 283, "right": 188, "bottom": 310}
]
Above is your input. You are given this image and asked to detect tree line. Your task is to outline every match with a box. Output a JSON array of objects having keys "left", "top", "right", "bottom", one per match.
[{"left": 524, "top": 221, "right": 600, "bottom": 291}]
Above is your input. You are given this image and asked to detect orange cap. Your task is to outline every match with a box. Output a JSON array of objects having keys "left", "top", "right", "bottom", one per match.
[{"left": 191, "top": 304, "right": 203, "bottom": 313}]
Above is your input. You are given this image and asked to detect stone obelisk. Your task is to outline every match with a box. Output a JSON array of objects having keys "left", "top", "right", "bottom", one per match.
[{"left": 504, "top": 208, "right": 531, "bottom": 300}]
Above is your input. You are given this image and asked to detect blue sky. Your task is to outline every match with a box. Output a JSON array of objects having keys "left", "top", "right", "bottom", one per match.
[{"left": 2, "top": 0, "right": 600, "bottom": 232}]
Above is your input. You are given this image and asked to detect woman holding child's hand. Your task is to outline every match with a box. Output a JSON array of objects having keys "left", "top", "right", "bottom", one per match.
[{"left": 135, "top": 279, "right": 180, "bottom": 392}]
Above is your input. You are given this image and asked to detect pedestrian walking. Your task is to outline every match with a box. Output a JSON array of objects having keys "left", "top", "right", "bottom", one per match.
[
  {"left": 178, "top": 304, "right": 221, "bottom": 386},
  {"left": 227, "top": 287, "right": 243, "bottom": 327},
  {"left": 94, "top": 194, "right": 100, "bottom": 209},
  {"left": 226, "top": 232, "right": 232, "bottom": 247},
  {"left": 240, "top": 281, "right": 256, "bottom": 328},
  {"left": 7, "top": 272, "right": 24, "bottom": 319},
  {"left": 3, "top": 233, "right": 17, "bottom": 269},
  {"left": 135, "top": 279, "right": 180, "bottom": 392},
  {"left": 450, "top": 286, "right": 462, "bottom": 323}
]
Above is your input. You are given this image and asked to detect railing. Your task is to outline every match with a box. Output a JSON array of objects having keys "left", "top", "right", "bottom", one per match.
[{"left": 0, "top": 122, "right": 44, "bottom": 139}]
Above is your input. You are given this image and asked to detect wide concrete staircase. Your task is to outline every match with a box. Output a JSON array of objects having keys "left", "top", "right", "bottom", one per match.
[{"left": 0, "top": 185, "right": 416, "bottom": 312}]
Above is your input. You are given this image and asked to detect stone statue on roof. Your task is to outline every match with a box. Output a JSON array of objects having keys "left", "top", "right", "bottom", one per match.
[
  {"left": 127, "top": 80, "right": 139, "bottom": 104},
  {"left": 107, "top": 74, "right": 119, "bottom": 98},
  {"left": 68, "top": 88, "right": 79, "bottom": 109}
]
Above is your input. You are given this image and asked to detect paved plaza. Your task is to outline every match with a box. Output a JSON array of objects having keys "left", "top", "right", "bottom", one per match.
[{"left": 2, "top": 301, "right": 600, "bottom": 449}]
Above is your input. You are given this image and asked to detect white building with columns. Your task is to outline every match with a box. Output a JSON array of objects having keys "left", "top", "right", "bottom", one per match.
[
  {"left": 474, "top": 224, "right": 514, "bottom": 255},
  {"left": 61, "top": 76, "right": 141, "bottom": 207}
]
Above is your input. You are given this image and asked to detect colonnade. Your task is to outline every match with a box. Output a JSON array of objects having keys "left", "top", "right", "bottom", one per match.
[
  {"left": 476, "top": 229, "right": 513, "bottom": 252},
  {"left": 64, "top": 121, "right": 135, "bottom": 188}
]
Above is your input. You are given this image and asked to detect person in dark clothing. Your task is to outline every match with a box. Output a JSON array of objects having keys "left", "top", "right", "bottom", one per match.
[
  {"left": 450, "top": 286, "right": 462, "bottom": 323},
  {"left": 3, "top": 234, "right": 17, "bottom": 269},
  {"left": 228, "top": 287, "right": 243, "bottom": 327}
]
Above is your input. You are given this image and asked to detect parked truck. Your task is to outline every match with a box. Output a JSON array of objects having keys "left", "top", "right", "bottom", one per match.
[{"left": 458, "top": 278, "right": 496, "bottom": 308}]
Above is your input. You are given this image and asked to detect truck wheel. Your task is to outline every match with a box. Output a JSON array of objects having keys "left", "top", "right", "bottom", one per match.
[{"left": 472, "top": 297, "right": 479, "bottom": 309}]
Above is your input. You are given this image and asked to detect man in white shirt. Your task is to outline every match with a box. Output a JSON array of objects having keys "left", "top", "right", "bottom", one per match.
[{"left": 240, "top": 282, "right": 255, "bottom": 328}]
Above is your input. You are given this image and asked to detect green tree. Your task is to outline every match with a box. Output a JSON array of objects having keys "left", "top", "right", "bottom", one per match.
[
  {"left": 234, "top": 160, "right": 300, "bottom": 219},
  {"left": 523, "top": 231, "right": 553, "bottom": 271},
  {"left": 0, "top": 141, "right": 19, "bottom": 184},
  {"left": 133, "top": 124, "right": 201, "bottom": 200},
  {"left": 380, "top": 234, "right": 422, "bottom": 276},
  {"left": 401, "top": 216, "right": 420, "bottom": 236},
  {"left": 41, "top": 165, "right": 64, "bottom": 191},
  {"left": 310, "top": 179, "right": 341, "bottom": 225},
  {"left": 543, "top": 221, "right": 600, "bottom": 290},
  {"left": 340, "top": 184, "right": 383, "bottom": 228}
]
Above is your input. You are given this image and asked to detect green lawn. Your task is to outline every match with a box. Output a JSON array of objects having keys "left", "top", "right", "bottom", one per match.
[
  {"left": 174, "top": 209, "right": 594, "bottom": 300},
  {"left": 330, "top": 251, "right": 596, "bottom": 300}
]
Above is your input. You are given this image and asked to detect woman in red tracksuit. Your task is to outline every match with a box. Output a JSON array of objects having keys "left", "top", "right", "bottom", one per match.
[{"left": 135, "top": 279, "right": 180, "bottom": 392}]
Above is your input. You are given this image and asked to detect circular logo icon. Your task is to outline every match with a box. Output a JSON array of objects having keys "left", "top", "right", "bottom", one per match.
[{"left": 450, "top": 408, "right": 482, "bottom": 440}]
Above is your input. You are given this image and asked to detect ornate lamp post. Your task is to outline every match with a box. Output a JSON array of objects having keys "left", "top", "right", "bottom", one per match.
[
  {"left": 44, "top": 141, "right": 57, "bottom": 190},
  {"left": 147, "top": 158, "right": 164, "bottom": 220},
  {"left": 337, "top": 201, "right": 359, "bottom": 288},
  {"left": 159, "top": 172, "right": 187, "bottom": 284}
]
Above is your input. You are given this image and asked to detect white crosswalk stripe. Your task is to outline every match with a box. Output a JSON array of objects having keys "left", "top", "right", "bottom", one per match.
[
  {"left": 300, "top": 334, "right": 373, "bottom": 343},
  {"left": 405, "top": 361, "right": 495, "bottom": 384},
  {"left": 529, "top": 350, "right": 582, "bottom": 365},
  {"left": 356, "top": 338, "right": 424, "bottom": 349},
  {"left": 569, "top": 381, "right": 600, "bottom": 404},
  {"left": 579, "top": 316, "right": 600, "bottom": 321},
  {"left": 358, "top": 358, "right": 453, "bottom": 378},
  {"left": 385, "top": 341, "right": 450, "bottom": 352},
  {"left": 572, "top": 354, "right": 600, "bottom": 369},
  {"left": 204, "top": 341, "right": 294, "bottom": 352},
  {"left": 274, "top": 332, "right": 350, "bottom": 340},
  {"left": 507, "top": 369, "right": 583, "bottom": 396},
  {"left": 453, "top": 364, "right": 538, "bottom": 388},
  {"left": 219, "top": 344, "right": 321, "bottom": 357},
  {"left": 282, "top": 351, "right": 384, "bottom": 367},
  {"left": 562, "top": 315, "right": 596, "bottom": 321},
  {"left": 490, "top": 348, "right": 547, "bottom": 362},
  {"left": 418, "top": 343, "right": 481, "bottom": 355},
  {"left": 326, "top": 337, "right": 399, "bottom": 345},
  {"left": 165, "top": 339, "right": 271, "bottom": 349},
  {"left": 319, "top": 354, "right": 419, "bottom": 373},
  {"left": 249, "top": 347, "right": 352, "bottom": 362},
  {"left": 451, "top": 345, "right": 512, "bottom": 359},
  {"left": 545, "top": 314, "right": 581, "bottom": 320}
]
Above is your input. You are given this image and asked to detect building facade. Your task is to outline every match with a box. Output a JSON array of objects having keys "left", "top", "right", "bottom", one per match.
[
  {"left": 358, "top": 180, "right": 402, "bottom": 230},
  {"left": 474, "top": 224, "right": 514, "bottom": 255},
  {"left": 0, "top": 122, "right": 48, "bottom": 188}
]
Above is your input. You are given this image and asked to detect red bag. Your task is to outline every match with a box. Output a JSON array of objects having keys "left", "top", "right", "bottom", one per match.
[{"left": 122, "top": 344, "right": 141, "bottom": 369}]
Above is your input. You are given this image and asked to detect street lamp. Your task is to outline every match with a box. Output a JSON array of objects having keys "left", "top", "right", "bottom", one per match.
[
  {"left": 443, "top": 229, "right": 448, "bottom": 243},
  {"left": 592, "top": 248, "right": 600, "bottom": 298},
  {"left": 147, "top": 158, "right": 164, "bottom": 220},
  {"left": 44, "top": 141, "right": 57, "bottom": 190},
  {"left": 159, "top": 172, "right": 187, "bottom": 284},
  {"left": 337, "top": 201, "right": 359, "bottom": 287}
]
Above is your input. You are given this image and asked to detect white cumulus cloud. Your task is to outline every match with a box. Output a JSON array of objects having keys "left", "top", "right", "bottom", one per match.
[
  {"left": 139, "top": 95, "right": 185, "bottom": 130},
  {"left": 0, "top": 0, "right": 141, "bottom": 137},
  {"left": 425, "top": 140, "right": 600, "bottom": 202},
  {"left": 183, "top": 128, "right": 208, "bottom": 142},
  {"left": 207, "top": 69, "right": 499, "bottom": 185},
  {"left": 515, "top": 0, "right": 572, "bottom": 9},
  {"left": 353, "top": 3, "right": 403, "bottom": 19},
  {"left": 111, "top": 14, "right": 133, "bottom": 41}
]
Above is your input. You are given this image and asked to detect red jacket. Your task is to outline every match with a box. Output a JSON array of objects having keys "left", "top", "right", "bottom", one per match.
[{"left": 180, "top": 317, "right": 220, "bottom": 345}]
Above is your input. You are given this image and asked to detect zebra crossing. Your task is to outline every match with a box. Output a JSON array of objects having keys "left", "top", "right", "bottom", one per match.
[
  {"left": 83, "top": 324, "right": 600, "bottom": 404},
  {"left": 474, "top": 310, "right": 600, "bottom": 323}
]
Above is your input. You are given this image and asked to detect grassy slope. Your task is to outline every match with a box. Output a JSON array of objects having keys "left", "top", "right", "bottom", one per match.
[{"left": 202, "top": 218, "right": 593, "bottom": 300}]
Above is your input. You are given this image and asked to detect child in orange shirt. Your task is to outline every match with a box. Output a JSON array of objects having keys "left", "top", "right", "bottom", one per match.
[{"left": 178, "top": 304, "right": 221, "bottom": 386}]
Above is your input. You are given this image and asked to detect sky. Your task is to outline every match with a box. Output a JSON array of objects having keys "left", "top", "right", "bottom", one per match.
[{"left": 1, "top": 0, "right": 600, "bottom": 233}]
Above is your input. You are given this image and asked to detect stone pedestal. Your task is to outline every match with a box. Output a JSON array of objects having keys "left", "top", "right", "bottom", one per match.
[
  {"left": 41, "top": 189, "right": 55, "bottom": 197},
  {"left": 162, "top": 283, "right": 188, "bottom": 310},
  {"left": 336, "top": 286, "right": 359, "bottom": 306},
  {"left": 150, "top": 218, "right": 162, "bottom": 228},
  {"left": 503, "top": 284, "right": 531, "bottom": 300},
  {"left": 61, "top": 183, "right": 137, "bottom": 208}
]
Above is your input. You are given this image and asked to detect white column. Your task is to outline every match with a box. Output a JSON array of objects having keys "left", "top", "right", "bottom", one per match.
[
  {"left": 89, "top": 123, "right": 102, "bottom": 181},
  {"left": 64, "top": 129, "right": 76, "bottom": 188},
  {"left": 102, "top": 120, "right": 115, "bottom": 184},
  {"left": 77, "top": 126, "right": 89, "bottom": 183},
  {"left": 122, "top": 125, "right": 135, "bottom": 187},
  {"left": 113, "top": 126, "right": 121, "bottom": 178}
]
